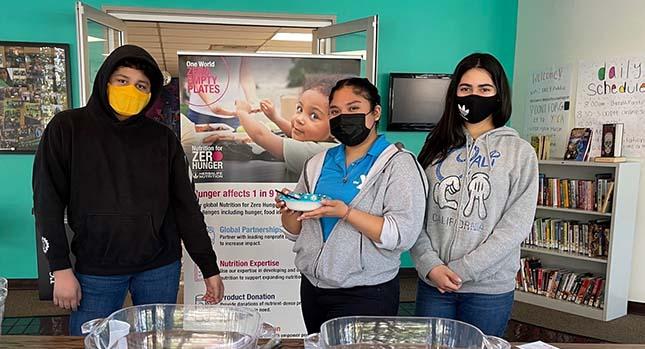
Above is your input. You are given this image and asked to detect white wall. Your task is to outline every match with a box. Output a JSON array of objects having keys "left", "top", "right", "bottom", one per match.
[{"left": 513, "top": 0, "right": 645, "bottom": 302}]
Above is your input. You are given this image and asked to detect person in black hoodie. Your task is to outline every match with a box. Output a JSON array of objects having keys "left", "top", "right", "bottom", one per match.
[{"left": 33, "top": 45, "right": 224, "bottom": 336}]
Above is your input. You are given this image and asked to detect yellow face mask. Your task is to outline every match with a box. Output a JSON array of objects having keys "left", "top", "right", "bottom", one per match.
[{"left": 107, "top": 83, "right": 151, "bottom": 117}]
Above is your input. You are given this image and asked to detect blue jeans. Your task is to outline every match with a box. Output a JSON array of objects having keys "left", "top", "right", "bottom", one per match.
[
  {"left": 69, "top": 260, "right": 181, "bottom": 336},
  {"left": 187, "top": 109, "right": 240, "bottom": 128},
  {"left": 414, "top": 278, "right": 514, "bottom": 337}
]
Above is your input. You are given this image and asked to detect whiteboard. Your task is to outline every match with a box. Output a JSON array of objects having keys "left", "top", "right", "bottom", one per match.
[
  {"left": 576, "top": 57, "right": 645, "bottom": 157},
  {"left": 524, "top": 65, "right": 574, "bottom": 158}
]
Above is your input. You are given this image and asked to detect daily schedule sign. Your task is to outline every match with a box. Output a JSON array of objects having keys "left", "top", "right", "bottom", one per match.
[{"left": 576, "top": 57, "right": 645, "bottom": 157}]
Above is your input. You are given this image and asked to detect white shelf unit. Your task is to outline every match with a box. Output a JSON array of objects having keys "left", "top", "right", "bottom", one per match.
[
  {"left": 520, "top": 246, "right": 607, "bottom": 264},
  {"left": 536, "top": 205, "right": 612, "bottom": 217},
  {"left": 516, "top": 159, "right": 640, "bottom": 321}
]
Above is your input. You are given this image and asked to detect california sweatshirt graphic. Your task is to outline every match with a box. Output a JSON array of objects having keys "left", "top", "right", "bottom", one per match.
[{"left": 412, "top": 126, "right": 539, "bottom": 294}]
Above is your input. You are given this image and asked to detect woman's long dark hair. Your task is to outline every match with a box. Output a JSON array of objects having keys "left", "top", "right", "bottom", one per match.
[{"left": 417, "top": 53, "right": 512, "bottom": 168}]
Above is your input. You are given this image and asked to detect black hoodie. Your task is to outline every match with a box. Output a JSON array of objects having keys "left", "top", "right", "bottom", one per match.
[{"left": 33, "top": 45, "right": 219, "bottom": 277}]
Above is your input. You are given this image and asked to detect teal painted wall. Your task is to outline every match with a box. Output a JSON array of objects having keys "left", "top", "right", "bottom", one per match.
[
  {"left": 0, "top": 0, "right": 518, "bottom": 278},
  {"left": 0, "top": 156, "right": 36, "bottom": 277}
]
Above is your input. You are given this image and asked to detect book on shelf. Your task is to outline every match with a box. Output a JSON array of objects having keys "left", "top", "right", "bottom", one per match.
[
  {"left": 595, "top": 173, "right": 614, "bottom": 214},
  {"left": 516, "top": 257, "right": 605, "bottom": 309},
  {"left": 531, "top": 137, "right": 539, "bottom": 156},
  {"left": 600, "top": 123, "right": 624, "bottom": 157},
  {"left": 531, "top": 135, "right": 551, "bottom": 160},
  {"left": 537, "top": 173, "right": 614, "bottom": 213},
  {"left": 523, "top": 218, "right": 610, "bottom": 258},
  {"left": 563, "top": 128, "right": 593, "bottom": 161},
  {"left": 594, "top": 156, "right": 626, "bottom": 163},
  {"left": 600, "top": 181, "right": 615, "bottom": 214}
]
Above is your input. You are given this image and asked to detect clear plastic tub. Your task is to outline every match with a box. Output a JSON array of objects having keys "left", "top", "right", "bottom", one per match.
[
  {"left": 82, "top": 304, "right": 280, "bottom": 349},
  {"left": 304, "top": 316, "right": 511, "bottom": 349}
]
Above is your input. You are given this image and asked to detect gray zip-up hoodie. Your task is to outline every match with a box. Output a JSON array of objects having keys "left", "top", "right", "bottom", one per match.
[
  {"left": 288, "top": 143, "right": 428, "bottom": 289},
  {"left": 411, "top": 126, "right": 538, "bottom": 294}
]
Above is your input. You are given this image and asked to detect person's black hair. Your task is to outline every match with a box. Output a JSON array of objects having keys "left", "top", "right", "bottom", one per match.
[
  {"left": 113, "top": 57, "right": 158, "bottom": 83},
  {"left": 417, "top": 53, "right": 512, "bottom": 168},
  {"left": 329, "top": 77, "right": 381, "bottom": 111}
]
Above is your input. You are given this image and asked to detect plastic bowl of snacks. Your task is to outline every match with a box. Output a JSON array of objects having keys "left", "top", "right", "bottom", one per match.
[
  {"left": 278, "top": 192, "right": 330, "bottom": 212},
  {"left": 304, "top": 316, "right": 510, "bottom": 349},
  {"left": 82, "top": 304, "right": 280, "bottom": 349}
]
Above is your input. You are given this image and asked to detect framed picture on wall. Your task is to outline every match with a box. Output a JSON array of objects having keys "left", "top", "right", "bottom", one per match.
[{"left": 0, "top": 41, "right": 72, "bottom": 153}]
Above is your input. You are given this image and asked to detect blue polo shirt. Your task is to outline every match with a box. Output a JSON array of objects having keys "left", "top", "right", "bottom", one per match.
[{"left": 314, "top": 135, "right": 391, "bottom": 241}]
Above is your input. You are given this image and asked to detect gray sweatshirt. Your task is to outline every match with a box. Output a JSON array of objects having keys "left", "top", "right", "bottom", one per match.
[
  {"left": 288, "top": 143, "right": 428, "bottom": 289},
  {"left": 411, "top": 126, "right": 538, "bottom": 294}
]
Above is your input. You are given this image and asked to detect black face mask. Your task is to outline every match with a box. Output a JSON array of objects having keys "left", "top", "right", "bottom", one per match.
[
  {"left": 330, "top": 113, "right": 375, "bottom": 146},
  {"left": 455, "top": 95, "right": 500, "bottom": 124}
]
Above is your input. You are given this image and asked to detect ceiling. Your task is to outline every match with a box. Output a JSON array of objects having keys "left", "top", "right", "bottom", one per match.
[{"left": 124, "top": 21, "right": 314, "bottom": 76}]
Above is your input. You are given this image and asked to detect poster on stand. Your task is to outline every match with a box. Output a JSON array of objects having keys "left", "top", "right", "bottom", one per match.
[{"left": 179, "top": 52, "right": 361, "bottom": 338}]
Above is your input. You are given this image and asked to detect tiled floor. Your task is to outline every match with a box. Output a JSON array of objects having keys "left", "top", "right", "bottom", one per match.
[
  {"left": 398, "top": 301, "right": 415, "bottom": 316},
  {"left": 2, "top": 316, "right": 70, "bottom": 336},
  {"left": 1, "top": 317, "right": 40, "bottom": 335}
]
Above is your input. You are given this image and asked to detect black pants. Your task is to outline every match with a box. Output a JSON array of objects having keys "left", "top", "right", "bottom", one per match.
[{"left": 300, "top": 274, "right": 400, "bottom": 334}]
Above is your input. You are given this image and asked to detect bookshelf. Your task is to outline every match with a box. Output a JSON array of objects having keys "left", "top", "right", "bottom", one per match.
[
  {"left": 520, "top": 246, "right": 607, "bottom": 264},
  {"left": 515, "top": 290, "right": 604, "bottom": 320},
  {"left": 536, "top": 205, "right": 612, "bottom": 217},
  {"left": 516, "top": 159, "right": 640, "bottom": 321}
]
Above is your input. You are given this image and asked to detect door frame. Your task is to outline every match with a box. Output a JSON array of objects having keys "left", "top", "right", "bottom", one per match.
[
  {"left": 76, "top": 2, "right": 128, "bottom": 104},
  {"left": 103, "top": 6, "right": 336, "bottom": 28},
  {"left": 76, "top": 6, "right": 380, "bottom": 102},
  {"left": 312, "top": 16, "right": 378, "bottom": 84}
]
